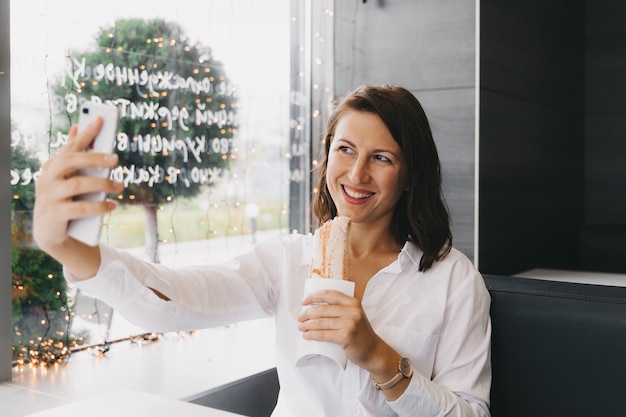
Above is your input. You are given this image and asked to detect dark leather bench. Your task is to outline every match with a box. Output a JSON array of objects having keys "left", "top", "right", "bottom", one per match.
[
  {"left": 189, "top": 368, "right": 280, "bottom": 417},
  {"left": 485, "top": 274, "right": 626, "bottom": 417},
  {"left": 193, "top": 274, "right": 626, "bottom": 417}
]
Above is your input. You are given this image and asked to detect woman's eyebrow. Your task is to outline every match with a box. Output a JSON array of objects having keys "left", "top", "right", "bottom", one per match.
[{"left": 335, "top": 138, "right": 399, "bottom": 156}]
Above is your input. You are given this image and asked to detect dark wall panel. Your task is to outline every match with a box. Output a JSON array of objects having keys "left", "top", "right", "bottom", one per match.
[
  {"left": 585, "top": 0, "right": 626, "bottom": 113},
  {"left": 584, "top": 0, "right": 626, "bottom": 227},
  {"left": 479, "top": 1, "right": 585, "bottom": 275},
  {"left": 479, "top": 90, "right": 583, "bottom": 274},
  {"left": 584, "top": 114, "right": 626, "bottom": 224},
  {"left": 480, "top": 0, "right": 585, "bottom": 108}
]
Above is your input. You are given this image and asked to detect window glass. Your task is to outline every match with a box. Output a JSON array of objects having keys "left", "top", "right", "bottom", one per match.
[{"left": 10, "top": 0, "right": 293, "bottom": 367}]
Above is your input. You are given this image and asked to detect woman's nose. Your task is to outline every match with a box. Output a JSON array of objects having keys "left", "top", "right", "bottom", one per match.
[{"left": 347, "top": 158, "right": 370, "bottom": 184}]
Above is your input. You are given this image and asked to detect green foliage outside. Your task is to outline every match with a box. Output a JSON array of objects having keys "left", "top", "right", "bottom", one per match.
[
  {"left": 11, "top": 247, "right": 81, "bottom": 366},
  {"left": 11, "top": 138, "right": 84, "bottom": 365},
  {"left": 10, "top": 142, "right": 39, "bottom": 213}
]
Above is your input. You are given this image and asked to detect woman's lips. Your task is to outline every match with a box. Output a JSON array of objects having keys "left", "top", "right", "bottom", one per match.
[{"left": 342, "top": 185, "right": 374, "bottom": 201}]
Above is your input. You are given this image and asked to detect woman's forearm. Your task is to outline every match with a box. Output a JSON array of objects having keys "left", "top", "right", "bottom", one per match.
[{"left": 44, "top": 238, "right": 103, "bottom": 280}]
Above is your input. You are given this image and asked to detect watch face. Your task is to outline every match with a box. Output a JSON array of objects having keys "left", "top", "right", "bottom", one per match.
[{"left": 399, "top": 357, "right": 413, "bottom": 377}]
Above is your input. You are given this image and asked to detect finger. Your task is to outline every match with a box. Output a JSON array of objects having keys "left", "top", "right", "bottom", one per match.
[
  {"left": 67, "top": 125, "right": 78, "bottom": 141},
  {"left": 54, "top": 175, "right": 124, "bottom": 202},
  {"left": 64, "top": 117, "right": 103, "bottom": 152},
  {"left": 301, "top": 289, "right": 352, "bottom": 307},
  {"left": 298, "top": 316, "right": 340, "bottom": 332},
  {"left": 299, "top": 302, "right": 343, "bottom": 323},
  {"left": 301, "top": 329, "right": 338, "bottom": 343},
  {"left": 66, "top": 198, "right": 119, "bottom": 221},
  {"left": 42, "top": 151, "right": 119, "bottom": 183},
  {"left": 36, "top": 199, "right": 107, "bottom": 224}
]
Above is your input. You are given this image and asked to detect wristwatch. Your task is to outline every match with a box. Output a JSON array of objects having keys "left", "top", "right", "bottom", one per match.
[{"left": 372, "top": 357, "right": 413, "bottom": 390}]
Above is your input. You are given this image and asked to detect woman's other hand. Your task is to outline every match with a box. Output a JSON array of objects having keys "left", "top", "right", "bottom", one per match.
[
  {"left": 298, "top": 289, "right": 411, "bottom": 400},
  {"left": 298, "top": 289, "right": 382, "bottom": 365}
]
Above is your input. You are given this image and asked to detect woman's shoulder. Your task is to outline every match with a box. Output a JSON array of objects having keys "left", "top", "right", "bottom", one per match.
[
  {"left": 404, "top": 242, "right": 477, "bottom": 274},
  {"left": 426, "top": 246, "right": 482, "bottom": 282}
]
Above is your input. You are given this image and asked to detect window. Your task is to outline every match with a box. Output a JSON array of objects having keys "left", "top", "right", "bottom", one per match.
[{"left": 9, "top": 0, "right": 298, "bottom": 367}]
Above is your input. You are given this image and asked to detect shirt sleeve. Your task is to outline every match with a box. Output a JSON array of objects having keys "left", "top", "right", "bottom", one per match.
[
  {"left": 387, "top": 269, "right": 492, "bottom": 417},
  {"left": 64, "top": 239, "right": 286, "bottom": 333}
]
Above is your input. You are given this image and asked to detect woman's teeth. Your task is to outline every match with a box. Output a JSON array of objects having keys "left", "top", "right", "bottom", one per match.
[{"left": 344, "top": 187, "right": 374, "bottom": 199}]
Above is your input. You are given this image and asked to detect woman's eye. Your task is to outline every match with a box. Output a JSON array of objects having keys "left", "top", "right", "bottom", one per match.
[
  {"left": 374, "top": 155, "right": 391, "bottom": 163},
  {"left": 338, "top": 146, "right": 353, "bottom": 153}
]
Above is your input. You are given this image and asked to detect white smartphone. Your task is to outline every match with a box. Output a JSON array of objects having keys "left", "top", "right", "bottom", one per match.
[{"left": 66, "top": 101, "right": 120, "bottom": 246}]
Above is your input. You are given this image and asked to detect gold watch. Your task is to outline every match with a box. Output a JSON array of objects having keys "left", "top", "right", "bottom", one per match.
[{"left": 372, "top": 357, "right": 413, "bottom": 390}]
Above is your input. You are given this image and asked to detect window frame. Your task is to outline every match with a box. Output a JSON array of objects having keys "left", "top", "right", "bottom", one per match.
[{"left": 1, "top": 0, "right": 13, "bottom": 383}]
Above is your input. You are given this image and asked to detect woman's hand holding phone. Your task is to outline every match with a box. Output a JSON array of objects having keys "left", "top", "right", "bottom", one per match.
[
  {"left": 66, "top": 102, "right": 120, "bottom": 246},
  {"left": 33, "top": 102, "right": 123, "bottom": 279}
]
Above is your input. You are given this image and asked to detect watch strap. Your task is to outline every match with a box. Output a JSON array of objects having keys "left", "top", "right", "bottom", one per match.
[
  {"left": 372, "top": 371, "right": 405, "bottom": 390},
  {"left": 372, "top": 357, "right": 413, "bottom": 390}
]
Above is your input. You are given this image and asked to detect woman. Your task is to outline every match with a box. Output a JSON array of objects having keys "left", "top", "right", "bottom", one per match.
[{"left": 33, "top": 85, "right": 491, "bottom": 416}]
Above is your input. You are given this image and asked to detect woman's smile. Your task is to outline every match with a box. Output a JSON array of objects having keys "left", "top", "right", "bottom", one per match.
[{"left": 342, "top": 184, "right": 374, "bottom": 201}]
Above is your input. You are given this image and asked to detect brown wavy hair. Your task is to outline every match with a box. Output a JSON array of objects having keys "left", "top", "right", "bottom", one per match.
[{"left": 312, "top": 85, "right": 452, "bottom": 271}]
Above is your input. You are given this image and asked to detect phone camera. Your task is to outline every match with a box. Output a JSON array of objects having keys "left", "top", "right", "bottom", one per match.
[{"left": 82, "top": 107, "right": 89, "bottom": 114}]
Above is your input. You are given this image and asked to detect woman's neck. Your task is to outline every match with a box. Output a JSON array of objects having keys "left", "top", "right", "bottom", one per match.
[{"left": 348, "top": 222, "right": 402, "bottom": 260}]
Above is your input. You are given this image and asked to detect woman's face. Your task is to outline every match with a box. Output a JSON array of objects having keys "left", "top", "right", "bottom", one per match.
[{"left": 326, "top": 110, "right": 408, "bottom": 227}]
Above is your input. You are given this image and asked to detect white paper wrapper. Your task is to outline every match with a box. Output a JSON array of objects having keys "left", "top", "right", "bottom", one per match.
[{"left": 295, "top": 278, "right": 356, "bottom": 369}]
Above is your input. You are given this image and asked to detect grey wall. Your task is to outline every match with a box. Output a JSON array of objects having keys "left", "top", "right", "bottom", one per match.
[{"left": 333, "top": 0, "right": 477, "bottom": 260}]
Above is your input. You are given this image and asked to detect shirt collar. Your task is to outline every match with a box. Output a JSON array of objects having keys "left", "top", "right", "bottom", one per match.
[{"left": 400, "top": 241, "right": 423, "bottom": 269}]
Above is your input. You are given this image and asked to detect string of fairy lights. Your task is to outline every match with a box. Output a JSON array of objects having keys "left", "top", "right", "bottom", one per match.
[{"left": 11, "top": 1, "right": 335, "bottom": 370}]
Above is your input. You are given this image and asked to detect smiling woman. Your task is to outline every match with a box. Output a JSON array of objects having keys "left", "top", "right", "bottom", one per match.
[{"left": 29, "top": 84, "right": 491, "bottom": 417}]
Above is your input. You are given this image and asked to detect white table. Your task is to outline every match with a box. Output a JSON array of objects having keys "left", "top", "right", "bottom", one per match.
[
  {"left": 515, "top": 268, "right": 626, "bottom": 287},
  {"left": 3, "top": 319, "right": 275, "bottom": 417},
  {"left": 24, "top": 389, "right": 244, "bottom": 416}
]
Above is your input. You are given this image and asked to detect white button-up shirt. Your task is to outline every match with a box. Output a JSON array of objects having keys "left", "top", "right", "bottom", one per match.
[{"left": 66, "top": 234, "right": 491, "bottom": 417}]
